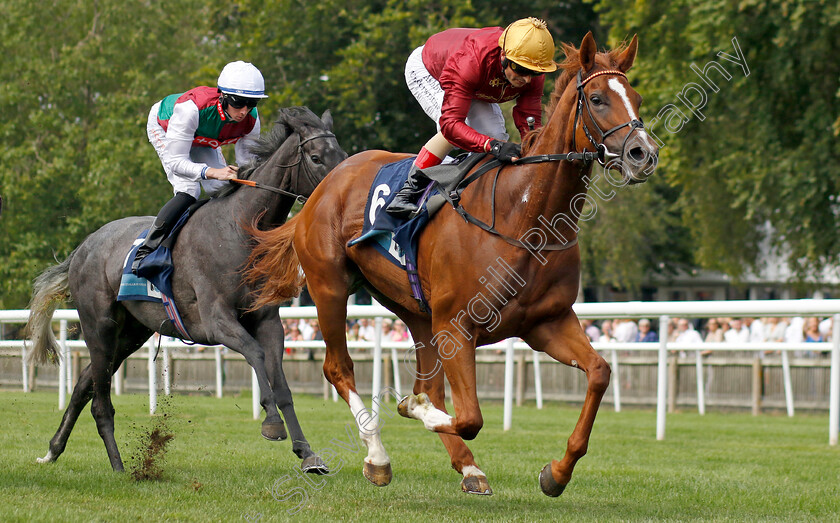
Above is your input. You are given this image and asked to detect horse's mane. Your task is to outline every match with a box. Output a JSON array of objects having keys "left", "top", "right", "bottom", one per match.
[
  {"left": 521, "top": 40, "right": 631, "bottom": 154},
  {"left": 213, "top": 106, "right": 325, "bottom": 199}
]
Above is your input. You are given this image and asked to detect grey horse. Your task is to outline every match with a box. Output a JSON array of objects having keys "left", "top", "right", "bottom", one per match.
[{"left": 25, "top": 106, "right": 347, "bottom": 473}]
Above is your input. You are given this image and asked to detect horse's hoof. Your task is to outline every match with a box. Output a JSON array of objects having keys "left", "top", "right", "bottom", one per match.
[
  {"left": 301, "top": 455, "right": 329, "bottom": 475},
  {"left": 261, "top": 419, "right": 287, "bottom": 441},
  {"left": 539, "top": 463, "right": 566, "bottom": 497},
  {"left": 363, "top": 462, "right": 392, "bottom": 486},
  {"left": 461, "top": 475, "right": 492, "bottom": 495},
  {"left": 397, "top": 392, "right": 429, "bottom": 419},
  {"left": 397, "top": 396, "right": 412, "bottom": 418},
  {"left": 36, "top": 451, "right": 56, "bottom": 464}
]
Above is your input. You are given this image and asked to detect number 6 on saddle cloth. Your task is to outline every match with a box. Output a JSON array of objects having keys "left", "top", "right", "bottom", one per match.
[{"left": 348, "top": 154, "right": 490, "bottom": 312}]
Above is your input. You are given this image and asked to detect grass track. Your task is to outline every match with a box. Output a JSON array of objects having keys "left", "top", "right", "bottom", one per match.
[{"left": 1, "top": 390, "right": 837, "bottom": 522}]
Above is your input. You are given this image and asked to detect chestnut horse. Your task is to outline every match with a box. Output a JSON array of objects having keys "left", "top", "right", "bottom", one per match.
[{"left": 247, "top": 32, "right": 658, "bottom": 496}]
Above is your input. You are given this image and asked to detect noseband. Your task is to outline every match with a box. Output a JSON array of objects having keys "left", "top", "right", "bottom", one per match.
[
  {"left": 233, "top": 131, "right": 336, "bottom": 204},
  {"left": 573, "top": 69, "right": 646, "bottom": 165}
]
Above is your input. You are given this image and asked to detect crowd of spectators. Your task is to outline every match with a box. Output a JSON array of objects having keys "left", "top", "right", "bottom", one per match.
[
  {"left": 580, "top": 316, "right": 833, "bottom": 358},
  {"left": 279, "top": 317, "right": 412, "bottom": 356}
]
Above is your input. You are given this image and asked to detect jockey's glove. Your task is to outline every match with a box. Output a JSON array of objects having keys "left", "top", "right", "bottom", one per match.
[{"left": 488, "top": 140, "right": 521, "bottom": 163}]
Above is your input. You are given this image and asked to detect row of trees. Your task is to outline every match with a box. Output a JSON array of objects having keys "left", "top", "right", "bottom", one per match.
[{"left": 1, "top": 1, "right": 838, "bottom": 307}]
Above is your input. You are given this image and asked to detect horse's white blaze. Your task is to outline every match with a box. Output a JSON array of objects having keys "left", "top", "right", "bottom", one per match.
[
  {"left": 461, "top": 464, "right": 486, "bottom": 478},
  {"left": 36, "top": 451, "right": 55, "bottom": 464},
  {"left": 348, "top": 391, "right": 390, "bottom": 466},
  {"left": 607, "top": 78, "right": 653, "bottom": 146},
  {"left": 405, "top": 394, "right": 453, "bottom": 431}
]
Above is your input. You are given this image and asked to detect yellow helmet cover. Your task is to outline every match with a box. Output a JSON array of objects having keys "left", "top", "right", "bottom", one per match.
[{"left": 499, "top": 18, "right": 557, "bottom": 73}]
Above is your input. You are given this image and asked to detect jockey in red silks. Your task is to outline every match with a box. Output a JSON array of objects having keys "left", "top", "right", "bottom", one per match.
[
  {"left": 386, "top": 18, "right": 558, "bottom": 218},
  {"left": 133, "top": 61, "right": 268, "bottom": 273}
]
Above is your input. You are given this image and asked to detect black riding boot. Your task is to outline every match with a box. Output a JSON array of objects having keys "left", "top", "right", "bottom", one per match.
[
  {"left": 131, "top": 192, "right": 196, "bottom": 274},
  {"left": 385, "top": 165, "right": 428, "bottom": 218}
]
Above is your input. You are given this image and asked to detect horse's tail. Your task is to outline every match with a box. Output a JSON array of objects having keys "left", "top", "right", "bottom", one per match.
[
  {"left": 245, "top": 214, "right": 306, "bottom": 310},
  {"left": 25, "top": 249, "right": 76, "bottom": 366}
]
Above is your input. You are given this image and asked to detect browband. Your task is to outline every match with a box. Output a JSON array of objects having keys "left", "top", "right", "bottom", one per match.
[{"left": 579, "top": 69, "right": 627, "bottom": 87}]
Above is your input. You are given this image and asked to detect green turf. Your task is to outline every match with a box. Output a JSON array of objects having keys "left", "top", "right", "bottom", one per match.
[{"left": 0, "top": 390, "right": 837, "bottom": 522}]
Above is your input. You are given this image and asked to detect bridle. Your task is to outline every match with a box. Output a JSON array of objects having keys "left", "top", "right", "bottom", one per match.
[
  {"left": 435, "top": 68, "right": 650, "bottom": 253},
  {"left": 572, "top": 69, "right": 645, "bottom": 166},
  {"left": 231, "top": 131, "right": 336, "bottom": 204}
]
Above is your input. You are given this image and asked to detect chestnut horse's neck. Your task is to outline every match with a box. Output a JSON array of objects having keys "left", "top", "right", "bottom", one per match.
[{"left": 505, "top": 73, "right": 593, "bottom": 244}]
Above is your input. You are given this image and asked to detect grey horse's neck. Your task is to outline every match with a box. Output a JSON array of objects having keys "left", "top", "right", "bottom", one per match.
[{"left": 217, "top": 132, "right": 305, "bottom": 229}]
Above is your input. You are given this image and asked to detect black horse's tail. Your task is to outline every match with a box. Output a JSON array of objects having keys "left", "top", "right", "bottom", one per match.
[{"left": 25, "top": 249, "right": 76, "bottom": 366}]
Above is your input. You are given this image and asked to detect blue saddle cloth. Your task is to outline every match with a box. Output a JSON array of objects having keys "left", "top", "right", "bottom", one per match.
[
  {"left": 117, "top": 210, "right": 194, "bottom": 340},
  {"left": 117, "top": 231, "right": 164, "bottom": 302},
  {"left": 348, "top": 157, "right": 437, "bottom": 310}
]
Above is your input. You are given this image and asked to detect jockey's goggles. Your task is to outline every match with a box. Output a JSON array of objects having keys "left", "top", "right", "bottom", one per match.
[
  {"left": 508, "top": 60, "right": 544, "bottom": 77},
  {"left": 224, "top": 93, "right": 259, "bottom": 109}
]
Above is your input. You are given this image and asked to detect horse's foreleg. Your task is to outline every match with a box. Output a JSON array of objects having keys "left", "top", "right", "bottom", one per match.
[
  {"left": 407, "top": 325, "right": 491, "bottom": 495},
  {"left": 399, "top": 316, "right": 483, "bottom": 441},
  {"left": 260, "top": 320, "right": 328, "bottom": 474},
  {"left": 210, "top": 312, "right": 286, "bottom": 441},
  {"left": 524, "top": 310, "right": 610, "bottom": 497}
]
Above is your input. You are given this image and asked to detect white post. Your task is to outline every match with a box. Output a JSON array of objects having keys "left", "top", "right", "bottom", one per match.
[
  {"left": 215, "top": 346, "right": 223, "bottom": 399},
  {"left": 829, "top": 314, "right": 839, "bottom": 446},
  {"left": 503, "top": 338, "right": 515, "bottom": 431},
  {"left": 21, "top": 344, "right": 29, "bottom": 392},
  {"left": 114, "top": 363, "right": 123, "bottom": 395},
  {"left": 148, "top": 338, "right": 157, "bottom": 415},
  {"left": 695, "top": 351, "right": 705, "bottom": 415},
  {"left": 162, "top": 346, "right": 171, "bottom": 396},
  {"left": 252, "top": 369, "right": 260, "bottom": 420},
  {"left": 371, "top": 317, "right": 383, "bottom": 417},
  {"left": 391, "top": 347, "right": 402, "bottom": 397},
  {"left": 533, "top": 350, "right": 543, "bottom": 410},
  {"left": 58, "top": 320, "right": 67, "bottom": 410},
  {"left": 656, "top": 316, "right": 669, "bottom": 441},
  {"left": 610, "top": 349, "right": 621, "bottom": 412},
  {"left": 781, "top": 348, "right": 794, "bottom": 417}
]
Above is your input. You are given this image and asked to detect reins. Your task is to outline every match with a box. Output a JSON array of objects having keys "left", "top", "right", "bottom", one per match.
[
  {"left": 231, "top": 132, "right": 336, "bottom": 204},
  {"left": 438, "top": 67, "right": 647, "bottom": 253}
]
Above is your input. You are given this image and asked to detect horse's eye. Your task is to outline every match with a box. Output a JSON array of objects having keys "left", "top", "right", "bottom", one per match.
[
  {"left": 311, "top": 155, "right": 322, "bottom": 165},
  {"left": 590, "top": 95, "right": 603, "bottom": 106}
]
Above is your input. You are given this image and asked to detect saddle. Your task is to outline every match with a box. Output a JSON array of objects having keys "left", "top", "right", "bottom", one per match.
[
  {"left": 413, "top": 152, "right": 490, "bottom": 218},
  {"left": 117, "top": 199, "right": 209, "bottom": 341},
  {"left": 349, "top": 153, "right": 495, "bottom": 312}
]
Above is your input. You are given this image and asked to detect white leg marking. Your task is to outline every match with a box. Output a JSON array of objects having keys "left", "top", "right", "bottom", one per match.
[
  {"left": 348, "top": 391, "right": 390, "bottom": 466},
  {"left": 405, "top": 393, "right": 453, "bottom": 432},
  {"left": 461, "top": 464, "right": 486, "bottom": 478},
  {"left": 36, "top": 450, "right": 55, "bottom": 464}
]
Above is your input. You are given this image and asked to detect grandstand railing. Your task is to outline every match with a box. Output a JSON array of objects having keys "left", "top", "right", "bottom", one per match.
[{"left": 1, "top": 300, "right": 839, "bottom": 445}]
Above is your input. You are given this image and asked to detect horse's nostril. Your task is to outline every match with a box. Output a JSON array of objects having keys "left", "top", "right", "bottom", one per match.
[{"left": 629, "top": 147, "right": 645, "bottom": 163}]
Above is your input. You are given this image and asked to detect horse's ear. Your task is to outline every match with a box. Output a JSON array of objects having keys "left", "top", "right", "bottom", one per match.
[
  {"left": 321, "top": 110, "right": 334, "bottom": 131},
  {"left": 616, "top": 34, "right": 638, "bottom": 73},
  {"left": 579, "top": 31, "right": 597, "bottom": 73}
]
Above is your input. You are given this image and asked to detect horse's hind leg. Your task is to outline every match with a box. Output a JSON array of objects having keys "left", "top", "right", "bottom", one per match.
[
  {"left": 37, "top": 319, "right": 150, "bottom": 468},
  {"left": 404, "top": 320, "right": 491, "bottom": 495},
  {"left": 37, "top": 363, "right": 95, "bottom": 464},
  {"left": 297, "top": 247, "right": 392, "bottom": 486},
  {"left": 523, "top": 310, "right": 610, "bottom": 497},
  {"left": 86, "top": 311, "right": 150, "bottom": 471},
  {"left": 258, "top": 313, "right": 328, "bottom": 474}
]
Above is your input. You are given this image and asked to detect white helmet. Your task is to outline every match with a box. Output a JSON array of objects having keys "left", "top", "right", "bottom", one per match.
[{"left": 217, "top": 61, "right": 269, "bottom": 98}]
